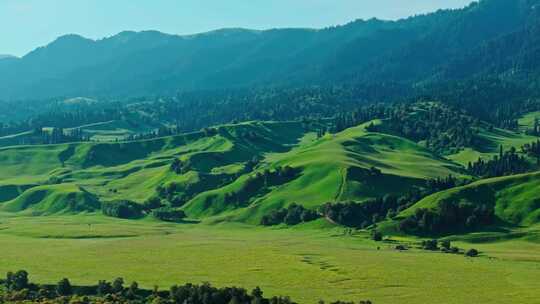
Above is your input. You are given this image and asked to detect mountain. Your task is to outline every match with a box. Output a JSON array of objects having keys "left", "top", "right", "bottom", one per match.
[
  {"left": 0, "top": 55, "right": 16, "bottom": 60},
  {"left": 0, "top": 0, "right": 539, "bottom": 100}
]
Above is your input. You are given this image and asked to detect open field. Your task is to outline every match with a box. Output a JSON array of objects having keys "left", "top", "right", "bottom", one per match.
[
  {"left": 0, "top": 117, "right": 539, "bottom": 303},
  {"left": 518, "top": 111, "right": 540, "bottom": 133},
  {"left": 0, "top": 214, "right": 539, "bottom": 304}
]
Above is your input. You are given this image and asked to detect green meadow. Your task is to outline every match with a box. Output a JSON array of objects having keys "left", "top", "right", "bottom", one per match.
[
  {"left": 0, "top": 116, "right": 539, "bottom": 303},
  {"left": 0, "top": 214, "right": 539, "bottom": 304}
]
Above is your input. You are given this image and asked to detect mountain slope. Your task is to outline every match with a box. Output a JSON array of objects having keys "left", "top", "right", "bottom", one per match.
[{"left": 1, "top": 0, "right": 539, "bottom": 99}]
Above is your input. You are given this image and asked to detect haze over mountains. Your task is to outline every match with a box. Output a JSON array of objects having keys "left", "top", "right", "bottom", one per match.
[{"left": 0, "top": 0, "right": 539, "bottom": 100}]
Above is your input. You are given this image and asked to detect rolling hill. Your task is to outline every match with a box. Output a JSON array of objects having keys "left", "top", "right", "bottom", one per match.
[
  {"left": 0, "top": 120, "right": 465, "bottom": 222},
  {"left": 394, "top": 171, "right": 540, "bottom": 227},
  {"left": 0, "top": 102, "right": 538, "bottom": 238}
]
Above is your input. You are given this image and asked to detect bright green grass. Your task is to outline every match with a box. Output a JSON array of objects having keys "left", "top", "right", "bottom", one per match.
[
  {"left": 518, "top": 111, "right": 540, "bottom": 132},
  {"left": 0, "top": 184, "right": 99, "bottom": 215},
  {"left": 0, "top": 121, "right": 311, "bottom": 212},
  {"left": 0, "top": 120, "right": 539, "bottom": 303},
  {"left": 184, "top": 122, "right": 465, "bottom": 223},
  {"left": 0, "top": 121, "right": 466, "bottom": 220},
  {"left": 0, "top": 214, "right": 538, "bottom": 304},
  {"left": 396, "top": 171, "right": 540, "bottom": 226}
]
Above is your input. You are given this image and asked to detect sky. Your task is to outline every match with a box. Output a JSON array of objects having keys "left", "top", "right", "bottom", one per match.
[{"left": 0, "top": 0, "right": 474, "bottom": 57}]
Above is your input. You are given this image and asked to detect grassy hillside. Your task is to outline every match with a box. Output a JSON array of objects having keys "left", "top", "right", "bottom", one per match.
[
  {"left": 183, "top": 121, "right": 465, "bottom": 223},
  {"left": 448, "top": 127, "right": 537, "bottom": 166},
  {"left": 0, "top": 122, "right": 310, "bottom": 212},
  {"left": 518, "top": 111, "right": 540, "bottom": 133},
  {"left": 0, "top": 118, "right": 539, "bottom": 304},
  {"left": 0, "top": 120, "right": 466, "bottom": 222},
  {"left": 0, "top": 184, "right": 100, "bottom": 215},
  {"left": 392, "top": 171, "right": 540, "bottom": 230}
]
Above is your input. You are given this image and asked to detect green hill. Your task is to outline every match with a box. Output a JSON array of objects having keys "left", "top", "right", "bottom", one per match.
[
  {"left": 389, "top": 171, "right": 540, "bottom": 233},
  {"left": 448, "top": 127, "right": 537, "bottom": 166},
  {"left": 184, "top": 122, "right": 465, "bottom": 223},
  {"left": 0, "top": 120, "right": 466, "bottom": 221},
  {"left": 0, "top": 184, "right": 100, "bottom": 215}
]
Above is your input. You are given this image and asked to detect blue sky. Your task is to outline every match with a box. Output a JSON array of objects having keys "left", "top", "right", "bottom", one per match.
[{"left": 1, "top": 0, "right": 474, "bottom": 57}]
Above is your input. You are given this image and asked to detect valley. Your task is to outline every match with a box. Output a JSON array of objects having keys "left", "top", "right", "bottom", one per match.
[
  {"left": 2, "top": 1, "right": 540, "bottom": 303},
  {"left": 0, "top": 103, "right": 539, "bottom": 303}
]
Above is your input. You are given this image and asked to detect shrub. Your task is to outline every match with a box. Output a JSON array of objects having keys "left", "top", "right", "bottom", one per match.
[
  {"left": 421, "top": 239, "right": 438, "bottom": 251},
  {"left": 371, "top": 230, "right": 383, "bottom": 242},
  {"left": 395, "top": 245, "right": 407, "bottom": 251},
  {"left": 465, "top": 249, "right": 479, "bottom": 257},
  {"left": 102, "top": 200, "right": 143, "bottom": 219},
  {"left": 143, "top": 196, "right": 162, "bottom": 210},
  {"left": 440, "top": 240, "right": 451, "bottom": 251},
  {"left": 151, "top": 207, "right": 186, "bottom": 222},
  {"left": 261, "top": 204, "right": 320, "bottom": 226},
  {"left": 56, "top": 278, "right": 72, "bottom": 296},
  {"left": 399, "top": 200, "right": 495, "bottom": 234}
]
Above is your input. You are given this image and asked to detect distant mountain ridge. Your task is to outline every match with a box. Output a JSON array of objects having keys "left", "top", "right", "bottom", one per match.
[
  {"left": 0, "top": 55, "right": 16, "bottom": 60},
  {"left": 0, "top": 0, "right": 539, "bottom": 100}
]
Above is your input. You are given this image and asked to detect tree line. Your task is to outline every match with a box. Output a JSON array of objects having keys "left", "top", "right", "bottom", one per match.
[
  {"left": 261, "top": 204, "right": 320, "bottom": 226},
  {"left": 467, "top": 146, "right": 530, "bottom": 178},
  {"left": 398, "top": 200, "right": 495, "bottom": 235},
  {"left": 522, "top": 139, "right": 540, "bottom": 165},
  {"left": 317, "top": 176, "right": 460, "bottom": 229},
  {"left": 0, "top": 270, "right": 373, "bottom": 304}
]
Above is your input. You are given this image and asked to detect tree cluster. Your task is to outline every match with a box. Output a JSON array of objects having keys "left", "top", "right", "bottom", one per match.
[
  {"left": 0, "top": 271, "right": 303, "bottom": 304},
  {"left": 399, "top": 200, "right": 495, "bottom": 234},
  {"left": 101, "top": 200, "right": 143, "bottom": 219},
  {"left": 366, "top": 103, "right": 479, "bottom": 154},
  {"left": 522, "top": 139, "right": 540, "bottom": 165},
  {"left": 260, "top": 203, "right": 320, "bottom": 226},
  {"left": 224, "top": 166, "right": 299, "bottom": 208},
  {"left": 525, "top": 117, "right": 540, "bottom": 136},
  {"left": 170, "top": 158, "right": 192, "bottom": 175},
  {"left": 0, "top": 269, "right": 377, "bottom": 304},
  {"left": 151, "top": 207, "right": 186, "bottom": 222},
  {"left": 467, "top": 146, "right": 530, "bottom": 178}
]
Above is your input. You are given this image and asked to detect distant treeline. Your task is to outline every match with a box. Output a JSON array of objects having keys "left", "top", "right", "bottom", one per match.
[{"left": 2, "top": 79, "right": 539, "bottom": 148}]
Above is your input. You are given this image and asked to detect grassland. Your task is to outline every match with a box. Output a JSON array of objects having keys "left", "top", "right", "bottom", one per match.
[
  {"left": 0, "top": 120, "right": 466, "bottom": 222},
  {"left": 203, "top": 122, "right": 465, "bottom": 224},
  {"left": 0, "top": 214, "right": 539, "bottom": 304},
  {"left": 1, "top": 117, "right": 540, "bottom": 303}
]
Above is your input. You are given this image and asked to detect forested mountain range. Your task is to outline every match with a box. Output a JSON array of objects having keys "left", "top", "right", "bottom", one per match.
[{"left": 1, "top": 0, "right": 540, "bottom": 100}]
